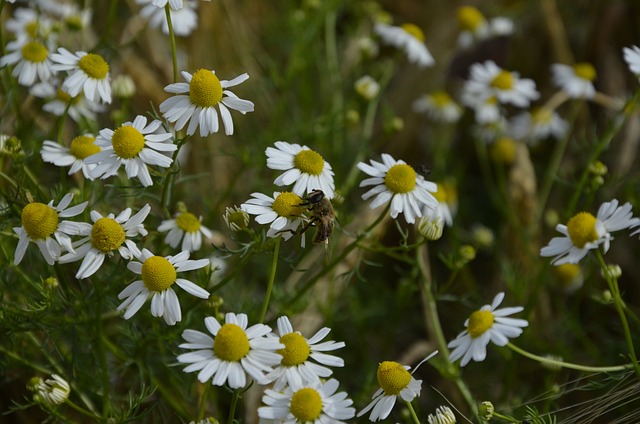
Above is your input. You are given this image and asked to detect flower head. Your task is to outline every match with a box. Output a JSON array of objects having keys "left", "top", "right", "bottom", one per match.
[
  {"left": 540, "top": 199, "right": 639, "bottom": 265},
  {"left": 223, "top": 205, "right": 250, "bottom": 232},
  {"left": 462, "top": 61, "right": 539, "bottom": 108},
  {"left": 50, "top": 47, "right": 111, "bottom": 104},
  {"left": 358, "top": 352, "right": 437, "bottom": 422},
  {"left": 13, "top": 193, "right": 90, "bottom": 265},
  {"left": 0, "top": 38, "right": 52, "bottom": 87},
  {"left": 428, "top": 406, "right": 456, "bottom": 424},
  {"left": 412, "top": 90, "right": 462, "bottom": 123},
  {"left": 59, "top": 205, "right": 151, "bottom": 279},
  {"left": 456, "top": 6, "right": 513, "bottom": 49},
  {"left": 117, "top": 248, "right": 210, "bottom": 325},
  {"left": 31, "top": 80, "right": 105, "bottom": 123},
  {"left": 448, "top": 292, "right": 528, "bottom": 367},
  {"left": 623, "top": 45, "right": 640, "bottom": 78},
  {"left": 264, "top": 316, "right": 345, "bottom": 391},
  {"left": 509, "top": 108, "right": 568, "bottom": 144},
  {"left": 355, "top": 75, "right": 380, "bottom": 100},
  {"left": 158, "top": 210, "right": 213, "bottom": 252},
  {"left": 358, "top": 153, "right": 438, "bottom": 224},
  {"left": 160, "top": 69, "right": 254, "bottom": 137},
  {"left": 85, "top": 115, "right": 176, "bottom": 187},
  {"left": 137, "top": 0, "right": 198, "bottom": 36},
  {"left": 551, "top": 63, "right": 596, "bottom": 99},
  {"left": 258, "top": 378, "right": 355, "bottom": 424},
  {"left": 177, "top": 313, "right": 283, "bottom": 388},
  {"left": 266, "top": 141, "right": 336, "bottom": 199},
  {"left": 241, "top": 191, "right": 305, "bottom": 241},
  {"left": 32, "top": 374, "right": 70, "bottom": 406},
  {"left": 41, "top": 134, "right": 101, "bottom": 179},
  {"left": 374, "top": 22, "right": 434, "bottom": 68}
]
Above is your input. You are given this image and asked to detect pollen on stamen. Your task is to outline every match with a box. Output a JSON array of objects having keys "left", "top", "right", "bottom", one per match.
[
  {"left": 294, "top": 150, "right": 325, "bottom": 176},
  {"left": 141, "top": 256, "right": 177, "bottom": 292},
  {"left": 467, "top": 309, "right": 495, "bottom": 338},
  {"left": 176, "top": 212, "right": 201, "bottom": 233},
  {"left": 278, "top": 332, "right": 311, "bottom": 366},
  {"left": 91, "top": 217, "right": 125, "bottom": 252},
  {"left": 290, "top": 387, "right": 323, "bottom": 422},
  {"left": 566, "top": 212, "right": 599, "bottom": 248},
  {"left": 377, "top": 361, "right": 411, "bottom": 395},
  {"left": 272, "top": 192, "right": 303, "bottom": 218},
  {"left": 22, "top": 203, "right": 59, "bottom": 240},
  {"left": 213, "top": 323, "right": 250, "bottom": 362},
  {"left": 491, "top": 71, "right": 514, "bottom": 90},
  {"left": 384, "top": 164, "right": 417, "bottom": 194}
]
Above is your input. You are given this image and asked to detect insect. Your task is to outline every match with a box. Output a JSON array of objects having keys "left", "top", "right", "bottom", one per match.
[{"left": 298, "top": 189, "right": 335, "bottom": 245}]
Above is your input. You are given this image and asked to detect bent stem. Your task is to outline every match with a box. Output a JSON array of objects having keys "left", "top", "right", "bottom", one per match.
[
  {"left": 594, "top": 250, "right": 640, "bottom": 379},
  {"left": 507, "top": 343, "right": 635, "bottom": 373},
  {"left": 259, "top": 236, "right": 281, "bottom": 323}
]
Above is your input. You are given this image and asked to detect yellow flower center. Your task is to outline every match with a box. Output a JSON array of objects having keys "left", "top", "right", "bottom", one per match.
[
  {"left": 278, "top": 332, "right": 311, "bottom": 366},
  {"left": 377, "top": 361, "right": 411, "bottom": 395},
  {"left": 213, "top": 323, "right": 250, "bottom": 362},
  {"left": 69, "top": 135, "right": 100, "bottom": 159},
  {"left": 400, "top": 23, "right": 425, "bottom": 42},
  {"left": 430, "top": 91, "right": 453, "bottom": 107},
  {"left": 20, "top": 41, "right": 48, "bottom": 63},
  {"left": 553, "top": 263, "right": 581, "bottom": 285},
  {"left": 467, "top": 309, "right": 495, "bottom": 338},
  {"left": 532, "top": 108, "right": 552, "bottom": 124},
  {"left": 384, "top": 163, "right": 417, "bottom": 194},
  {"left": 78, "top": 53, "right": 109, "bottom": 80},
  {"left": 573, "top": 63, "right": 596, "bottom": 81},
  {"left": 457, "top": 6, "right": 486, "bottom": 31},
  {"left": 21, "top": 203, "right": 58, "bottom": 240},
  {"left": 91, "top": 217, "right": 125, "bottom": 252},
  {"left": 65, "top": 15, "right": 84, "bottom": 31},
  {"left": 293, "top": 149, "right": 325, "bottom": 176},
  {"left": 111, "top": 125, "right": 145, "bottom": 159},
  {"left": 189, "top": 69, "right": 223, "bottom": 108},
  {"left": 566, "top": 212, "right": 598, "bottom": 248},
  {"left": 271, "top": 192, "right": 303, "bottom": 218},
  {"left": 433, "top": 183, "right": 447, "bottom": 203},
  {"left": 490, "top": 71, "right": 514, "bottom": 90},
  {"left": 290, "top": 387, "right": 323, "bottom": 421},
  {"left": 176, "top": 212, "right": 201, "bottom": 233},
  {"left": 141, "top": 256, "right": 177, "bottom": 292},
  {"left": 490, "top": 137, "right": 517, "bottom": 165}
]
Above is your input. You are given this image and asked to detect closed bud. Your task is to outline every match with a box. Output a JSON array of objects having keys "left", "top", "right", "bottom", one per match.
[{"left": 480, "top": 401, "right": 494, "bottom": 421}]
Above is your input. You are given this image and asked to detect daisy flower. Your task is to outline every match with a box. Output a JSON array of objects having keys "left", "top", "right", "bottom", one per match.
[
  {"left": 33, "top": 374, "right": 71, "bottom": 407},
  {"left": 158, "top": 210, "right": 213, "bottom": 252},
  {"left": 4, "top": 8, "right": 53, "bottom": 40},
  {"left": 373, "top": 22, "right": 435, "bottom": 68},
  {"left": 223, "top": 205, "right": 250, "bottom": 232},
  {"left": 85, "top": 115, "right": 176, "bottom": 187},
  {"left": 59, "top": 205, "right": 151, "bottom": 279},
  {"left": 460, "top": 93, "right": 502, "bottom": 125},
  {"left": 427, "top": 406, "right": 456, "bottom": 424},
  {"left": 41, "top": 134, "right": 101, "bottom": 179},
  {"left": 623, "top": 45, "right": 640, "bottom": 77},
  {"left": 412, "top": 90, "right": 463, "bottom": 123},
  {"left": 509, "top": 108, "right": 568, "bottom": 144},
  {"left": 266, "top": 141, "right": 336, "bottom": 199},
  {"left": 137, "top": 0, "right": 198, "bottom": 37},
  {"left": 31, "top": 80, "right": 105, "bottom": 123},
  {"left": 117, "top": 248, "right": 210, "bottom": 325},
  {"left": 357, "top": 153, "right": 438, "bottom": 224},
  {"left": 354, "top": 75, "right": 380, "bottom": 100},
  {"left": 540, "top": 199, "right": 639, "bottom": 265},
  {"left": 159, "top": 68, "right": 254, "bottom": 137},
  {"left": 358, "top": 352, "right": 438, "bottom": 422},
  {"left": 463, "top": 60, "right": 539, "bottom": 108},
  {"left": 177, "top": 313, "right": 283, "bottom": 388},
  {"left": 241, "top": 192, "right": 305, "bottom": 241},
  {"left": 0, "top": 38, "right": 53, "bottom": 87},
  {"left": 456, "top": 6, "right": 513, "bottom": 49},
  {"left": 13, "top": 193, "right": 90, "bottom": 266},
  {"left": 448, "top": 292, "right": 528, "bottom": 367},
  {"left": 264, "top": 316, "right": 345, "bottom": 391},
  {"left": 258, "top": 378, "right": 355, "bottom": 424},
  {"left": 50, "top": 47, "right": 112, "bottom": 104},
  {"left": 551, "top": 63, "right": 596, "bottom": 99}
]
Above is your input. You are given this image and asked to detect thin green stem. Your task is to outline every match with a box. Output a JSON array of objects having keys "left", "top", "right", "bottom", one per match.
[
  {"left": 594, "top": 250, "right": 640, "bottom": 379},
  {"left": 64, "top": 399, "right": 99, "bottom": 419},
  {"left": 507, "top": 342, "right": 634, "bottom": 372},
  {"left": 226, "top": 389, "right": 241, "bottom": 424},
  {"left": 259, "top": 237, "right": 281, "bottom": 323},
  {"left": 405, "top": 400, "right": 421, "bottom": 424},
  {"left": 164, "top": 4, "right": 179, "bottom": 83},
  {"left": 96, "top": 293, "right": 110, "bottom": 416}
]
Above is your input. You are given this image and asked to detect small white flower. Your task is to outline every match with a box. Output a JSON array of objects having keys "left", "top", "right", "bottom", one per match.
[
  {"left": 158, "top": 210, "right": 213, "bottom": 252},
  {"left": 31, "top": 80, "right": 105, "bottom": 123},
  {"left": 448, "top": 292, "right": 528, "bottom": 367},
  {"left": 34, "top": 374, "right": 70, "bottom": 406},
  {"left": 623, "top": 45, "right": 640, "bottom": 78},
  {"left": 358, "top": 153, "right": 438, "bottom": 224},
  {"left": 41, "top": 134, "right": 101, "bottom": 179},
  {"left": 540, "top": 199, "right": 640, "bottom": 265},
  {"left": 551, "top": 63, "right": 596, "bottom": 99},
  {"left": 374, "top": 22, "right": 434, "bottom": 68},
  {"left": 266, "top": 141, "right": 336, "bottom": 199},
  {"left": 4, "top": 8, "right": 53, "bottom": 40},
  {"left": 509, "top": 108, "right": 568, "bottom": 144},
  {"left": 258, "top": 378, "right": 355, "bottom": 424},
  {"left": 412, "top": 90, "right": 462, "bottom": 123},
  {"left": 355, "top": 75, "right": 380, "bottom": 100},
  {"left": 427, "top": 406, "right": 457, "bottom": 424},
  {"left": 461, "top": 95, "right": 502, "bottom": 125},
  {"left": 13, "top": 193, "right": 90, "bottom": 266},
  {"left": 241, "top": 191, "right": 305, "bottom": 241},
  {"left": 177, "top": 313, "right": 283, "bottom": 388},
  {"left": 358, "top": 352, "right": 438, "bottom": 422},
  {"left": 59, "top": 205, "right": 151, "bottom": 279},
  {"left": 137, "top": 0, "right": 198, "bottom": 37},
  {"left": 0, "top": 38, "right": 52, "bottom": 87},
  {"left": 160, "top": 69, "right": 254, "bottom": 137},
  {"left": 264, "top": 316, "right": 345, "bottom": 391},
  {"left": 85, "top": 115, "right": 176, "bottom": 187},
  {"left": 463, "top": 60, "right": 539, "bottom": 108},
  {"left": 50, "top": 47, "right": 112, "bottom": 104},
  {"left": 117, "top": 248, "right": 210, "bottom": 325}
]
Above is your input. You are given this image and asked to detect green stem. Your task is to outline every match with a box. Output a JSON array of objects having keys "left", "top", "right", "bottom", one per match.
[
  {"left": 259, "top": 237, "right": 281, "bottom": 323},
  {"left": 492, "top": 411, "right": 520, "bottom": 423},
  {"left": 64, "top": 399, "right": 99, "bottom": 419},
  {"left": 164, "top": 4, "right": 179, "bottom": 83},
  {"left": 96, "top": 294, "right": 110, "bottom": 416},
  {"left": 594, "top": 250, "right": 640, "bottom": 378},
  {"left": 507, "top": 342, "right": 634, "bottom": 372},
  {"left": 405, "top": 400, "right": 421, "bottom": 424},
  {"left": 226, "top": 389, "right": 241, "bottom": 424}
]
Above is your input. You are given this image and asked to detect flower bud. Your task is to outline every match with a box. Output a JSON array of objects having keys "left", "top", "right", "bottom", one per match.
[
  {"left": 479, "top": 401, "right": 494, "bottom": 421},
  {"left": 224, "top": 206, "right": 250, "bottom": 232}
]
